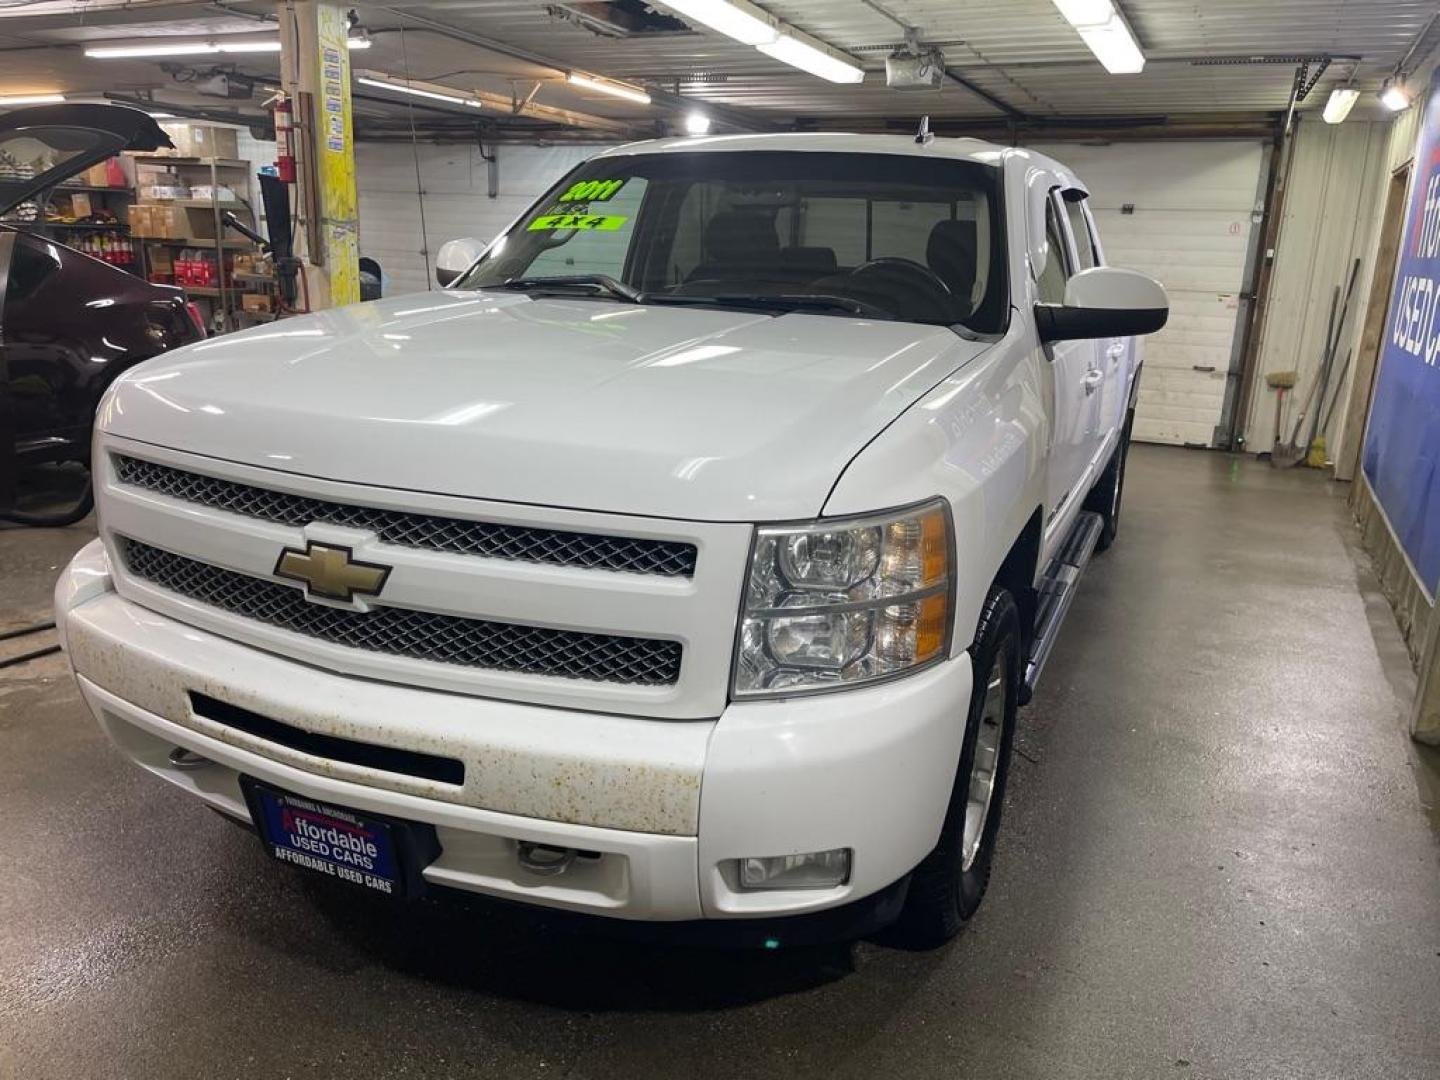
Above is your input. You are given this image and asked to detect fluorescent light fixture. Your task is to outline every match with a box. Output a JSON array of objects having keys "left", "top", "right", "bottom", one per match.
[
  {"left": 147, "top": 111, "right": 176, "bottom": 119},
  {"left": 85, "top": 36, "right": 282, "bottom": 58},
  {"left": 566, "top": 72, "right": 652, "bottom": 105},
  {"left": 1322, "top": 87, "right": 1359, "bottom": 124},
  {"left": 1381, "top": 78, "right": 1412, "bottom": 111},
  {"left": 356, "top": 75, "right": 483, "bottom": 108},
  {"left": 1052, "top": 0, "right": 1115, "bottom": 24},
  {"left": 1075, "top": 13, "right": 1144, "bottom": 74},
  {"left": 1051, "top": 0, "right": 1144, "bottom": 74},
  {"left": 661, "top": 0, "right": 778, "bottom": 46},
  {"left": 87, "top": 42, "right": 218, "bottom": 58},
  {"left": 758, "top": 29, "right": 865, "bottom": 84},
  {"left": 0, "top": 93, "right": 66, "bottom": 105},
  {"left": 216, "top": 40, "right": 282, "bottom": 54},
  {"left": 346, "top": 35, "right": 371, "bottom": 50},
  {"left": 684, "top": 109, "right": 711, "bottom": 135}
]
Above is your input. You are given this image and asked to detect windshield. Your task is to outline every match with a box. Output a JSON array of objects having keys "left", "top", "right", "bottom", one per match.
[{"left": 456, "top": 150, "right": 1008, "bottom": 332}]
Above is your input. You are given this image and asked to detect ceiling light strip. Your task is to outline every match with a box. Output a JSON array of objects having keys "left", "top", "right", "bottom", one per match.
[
  {"left": 566, "top": 72, "right": 652, "bottom": 105},
  {"left": 658, "top": 0, "right": 865, "bottom": 84},
  {"left": 1050, "top": 0, "right": 1146, "bottom": 75},
  {"left": 85, "top": 34, "right": 368, "bottom": 58},
  {"left": 356, "top": 74, "right": 483, "bottom": 109}
]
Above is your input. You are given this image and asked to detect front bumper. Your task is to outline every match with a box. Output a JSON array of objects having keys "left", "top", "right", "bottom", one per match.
[{"left": 58, "top": 539, "right": 971, "bottom": 924}]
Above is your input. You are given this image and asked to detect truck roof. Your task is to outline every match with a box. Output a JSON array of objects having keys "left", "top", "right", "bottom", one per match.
[{"left": 593, "top": 131, "right": 1012, "bottom": 168}]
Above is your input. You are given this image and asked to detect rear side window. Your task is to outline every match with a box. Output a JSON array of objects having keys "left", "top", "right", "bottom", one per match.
[
  {"left": 1063, "top": 195, "right": 1096, "bottom": 271},
  {"left": 5, "top": 239, "right": 60, "bottom": 307},
  {"left": 1036, "top": 197, "right": 1071, "bottom": 305}
]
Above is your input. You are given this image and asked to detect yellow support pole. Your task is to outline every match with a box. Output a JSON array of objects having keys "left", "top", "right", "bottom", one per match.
[{"left": 279, "top": 1, "right": 359, "bottom": 309}]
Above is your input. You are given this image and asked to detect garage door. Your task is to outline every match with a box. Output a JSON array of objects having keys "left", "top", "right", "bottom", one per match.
[{"left": 1029, "top": 141, "right": 1268, "bottom": 446}]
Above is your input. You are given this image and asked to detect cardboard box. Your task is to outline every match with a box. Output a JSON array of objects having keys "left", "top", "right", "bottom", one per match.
[
  {"left": 69, "top": 193, "right": 91, "bottom": 218},
  {"left": 147, "top": 246, "right": 174, "bottom": 273},
  {"left": 85, "top": 158, "right": 127, "bottom": 186},
  {"left": 134, "top": 204, "right": 216, "bottom": 240},
  {"left": 242, "top": 293, "right": 273, "bottom": 313},
  {"left": 171, "top": 125, "right": 239, "bottom": 160},
  {"left": 128, "top": 204, "right": 154, "bottom": 236}
]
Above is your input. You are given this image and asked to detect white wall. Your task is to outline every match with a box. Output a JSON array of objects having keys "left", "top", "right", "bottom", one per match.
[
  {"left": 355, "top": 141, "right": 618, "bottom": 296},
  {"left": 1246, "top": 118, "right": 1394, "bottom": 456}
]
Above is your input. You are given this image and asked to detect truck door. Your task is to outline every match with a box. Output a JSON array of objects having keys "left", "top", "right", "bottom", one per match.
[
  {"left": 0, "top": 231, "right": 14, "bottom": 514},
  {"left": 1037, "top": 191, "right": 1098, "bottom": 523},
  {"left": 1063, "top": 192, "right": 1127, "bottom": 458}
]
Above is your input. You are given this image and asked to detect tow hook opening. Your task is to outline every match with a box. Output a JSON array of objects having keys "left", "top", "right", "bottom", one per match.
[
  {"left": 168, "top": 746, "right": 213, "bottom": 771},
  {"left": 516, "top": 842, "right": 602, "bottom": 876}
]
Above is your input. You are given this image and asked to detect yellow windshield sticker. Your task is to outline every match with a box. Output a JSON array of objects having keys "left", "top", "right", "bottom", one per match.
[
  {"left": 527, "top": 213, "right": 628, "bottom": 232},
  {"left": 558, "top": 179, "right": 626, "bottom": 203}
]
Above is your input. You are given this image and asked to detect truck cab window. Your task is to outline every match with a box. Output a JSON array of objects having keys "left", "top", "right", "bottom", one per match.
[
  {"left": 514, "top": 177, "right": 649, "bottom": 281},
  {"left": 1063, "top": 194, "right": 1096, "bottom": 271},
  {"left": 1036, "top": 197, "right": 1072, "bottom": 305},
  {"left": 458, "top": 151, "right": 1009, "bottom": 333}
]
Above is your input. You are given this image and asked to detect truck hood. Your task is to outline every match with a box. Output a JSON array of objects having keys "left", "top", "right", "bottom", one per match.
[{"left": 103, "top": 291, "right": 984, "bottom": 521}]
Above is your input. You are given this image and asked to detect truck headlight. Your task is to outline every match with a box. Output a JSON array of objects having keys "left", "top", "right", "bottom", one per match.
[{"left": 733, "top": 499, "right": 953, "bottom": 697}]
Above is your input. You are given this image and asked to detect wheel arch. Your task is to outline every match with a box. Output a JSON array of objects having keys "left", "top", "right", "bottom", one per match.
[{"left": 988, "top": 506, "right": 1042, "bottom": 656}]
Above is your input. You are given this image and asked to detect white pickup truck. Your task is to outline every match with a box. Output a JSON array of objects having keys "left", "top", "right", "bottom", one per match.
[{"left": 57, "top": 133, "right": 1166, "bottom": 947}]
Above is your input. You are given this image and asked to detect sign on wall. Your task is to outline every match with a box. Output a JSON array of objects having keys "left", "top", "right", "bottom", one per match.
[{"left": 1362, "top": 73, "right": 1440, "bottom": 592}]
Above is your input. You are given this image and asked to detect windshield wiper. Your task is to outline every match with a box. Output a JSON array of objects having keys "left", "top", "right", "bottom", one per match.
[
  {"left": 490, "top": 274, "right": 641, "bottom": 303},
  {"left": 646, "top": 293, "right": 895, "bottom": 320}
]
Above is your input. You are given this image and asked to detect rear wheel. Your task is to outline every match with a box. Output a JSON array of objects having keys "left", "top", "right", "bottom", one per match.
[
  {"left": 1085, "top": 410, "right": 1133, "bottom": 553},
  {"left": 894, "top": 587, "right": 1020, "bottom": 947}
]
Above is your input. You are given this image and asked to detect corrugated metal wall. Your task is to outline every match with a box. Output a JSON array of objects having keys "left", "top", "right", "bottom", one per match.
[{"left": 1246, "top": 118, "right": 1395, "bottom": 456}]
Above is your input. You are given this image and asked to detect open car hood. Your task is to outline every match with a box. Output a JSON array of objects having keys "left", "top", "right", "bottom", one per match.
[{"left": 0, "top": 104, "right": 172, "bottom": 216}]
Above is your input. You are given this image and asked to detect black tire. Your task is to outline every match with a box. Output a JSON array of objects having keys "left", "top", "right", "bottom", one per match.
[
  {"left": 893, "top": 587, "right": 1021, "bottom": 948},
  {"left": 1, "top": 476, "right": 94, "bottom": 527},
  {"left": 1085, "top": 409, "right": 1133, "bottom": 553}
]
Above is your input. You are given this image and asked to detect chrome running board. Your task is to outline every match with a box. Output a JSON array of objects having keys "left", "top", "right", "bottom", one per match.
[{"left": 1021, "top": 510, "right": 1104, "bottom": 704}]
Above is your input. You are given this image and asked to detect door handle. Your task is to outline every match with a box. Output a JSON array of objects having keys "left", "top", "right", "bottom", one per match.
[{"left": 1083, "top": 368, "right": 1105, "bottom": 394}]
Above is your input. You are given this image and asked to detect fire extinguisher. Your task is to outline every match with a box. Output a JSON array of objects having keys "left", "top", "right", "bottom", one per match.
[{"left": 274, "top": 95, "right": 296, "bottom": 184}]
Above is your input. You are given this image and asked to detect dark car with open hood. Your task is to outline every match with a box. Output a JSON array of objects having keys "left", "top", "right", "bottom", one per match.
[{"left": 0, "top": 104, "right": 205, "bottom": 525}]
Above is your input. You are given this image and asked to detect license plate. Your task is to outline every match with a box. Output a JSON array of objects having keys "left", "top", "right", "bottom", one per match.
[{"left": 246, "top": 783, "right": 405, "bottom": 896}]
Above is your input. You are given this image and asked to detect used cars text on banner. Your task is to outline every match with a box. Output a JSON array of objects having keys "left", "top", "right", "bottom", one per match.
[{"left": 1363, "top": 72, "right": 1440, "bottom": 592}]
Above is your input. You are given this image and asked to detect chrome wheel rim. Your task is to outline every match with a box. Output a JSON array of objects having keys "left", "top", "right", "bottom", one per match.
[{"left": 961, "top": 655, "right": 1007, "bottom": 871}]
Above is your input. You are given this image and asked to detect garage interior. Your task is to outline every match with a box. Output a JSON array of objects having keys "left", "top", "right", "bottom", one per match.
[{"left": 2, "top": 2, "right": 1440, "bottom": 1078}]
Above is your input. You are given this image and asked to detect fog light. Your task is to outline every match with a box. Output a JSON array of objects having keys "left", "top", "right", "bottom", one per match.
[{"left": 735, "top": 849, "right": 851, "bottom": 890}]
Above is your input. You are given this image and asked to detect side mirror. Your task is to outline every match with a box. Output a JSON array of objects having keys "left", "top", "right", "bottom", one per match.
[
  {"left": 435, "top": 237, "right": 486, "bottom": 287},
  {"left": 1035, "top": 266, "right": 1168, "bottom": 343}
]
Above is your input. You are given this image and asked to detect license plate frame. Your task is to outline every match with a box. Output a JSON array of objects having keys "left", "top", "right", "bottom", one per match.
[{"left": 240, "top": 777, "right": 439, "bottom": 898}]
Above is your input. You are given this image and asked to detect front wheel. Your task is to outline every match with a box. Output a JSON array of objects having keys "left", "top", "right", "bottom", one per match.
[{"left": 893, "top": 587, "right": 1020, "bottom": 947}]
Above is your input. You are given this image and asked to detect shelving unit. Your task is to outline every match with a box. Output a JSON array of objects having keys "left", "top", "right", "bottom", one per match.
[
  {"left": 128, "top": 153, "right": 258, "bottom": 332},
  {"left": 3, "top": 176, "right": 144, "bottom": 275}
]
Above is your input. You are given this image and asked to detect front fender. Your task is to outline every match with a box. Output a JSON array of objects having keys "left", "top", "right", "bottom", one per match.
[{"left": 822, "top": 330, "right": 1048, "bottom": 653}]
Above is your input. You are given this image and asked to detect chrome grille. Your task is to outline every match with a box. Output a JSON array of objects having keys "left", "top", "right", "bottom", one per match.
[
  {"left": 120, "top": 540, "right": 682, "bottom": 686},
  {"left": 113, "top": 455, "right": 697, "bottom": 578}
]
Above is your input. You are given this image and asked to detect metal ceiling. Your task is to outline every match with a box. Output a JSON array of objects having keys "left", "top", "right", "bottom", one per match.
[{"left": 0, "top": 0, "right": 1435, "bottom": 137}]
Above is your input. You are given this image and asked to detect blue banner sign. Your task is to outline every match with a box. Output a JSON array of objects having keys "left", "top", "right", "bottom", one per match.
[{"left": 1363, "top": 74, "right": 1440, "bottom": 592}]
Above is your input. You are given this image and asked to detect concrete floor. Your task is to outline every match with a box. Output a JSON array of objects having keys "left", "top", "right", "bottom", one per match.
[{"left": 2, "top": 445, "right": 1438, "bottom": 1080}]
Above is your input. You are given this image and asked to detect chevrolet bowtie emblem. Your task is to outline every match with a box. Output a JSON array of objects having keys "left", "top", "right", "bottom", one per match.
[{"left": 274, "top": 542, "right": 391, "bottom": 603}]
